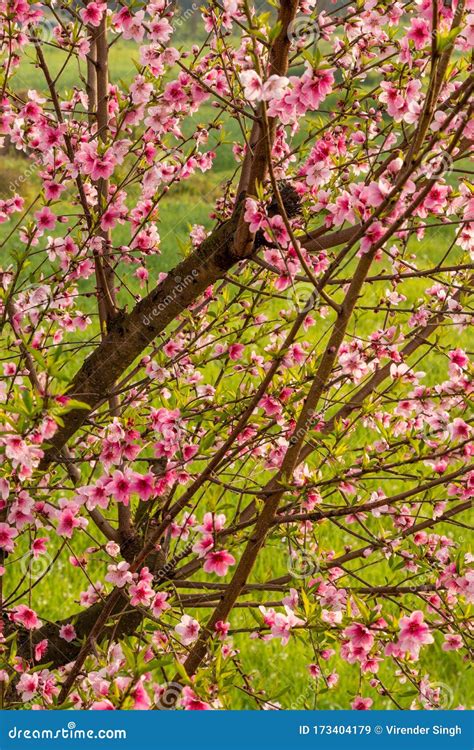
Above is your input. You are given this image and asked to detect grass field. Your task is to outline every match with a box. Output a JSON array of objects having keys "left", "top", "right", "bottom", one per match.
[{"left": 2, "top": 36, "right": 473, "bottom": 710}]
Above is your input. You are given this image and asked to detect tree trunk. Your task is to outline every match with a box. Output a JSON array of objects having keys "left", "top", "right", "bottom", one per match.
[{"left": 40, "top": 211, "right": 241, "bottom": 467}]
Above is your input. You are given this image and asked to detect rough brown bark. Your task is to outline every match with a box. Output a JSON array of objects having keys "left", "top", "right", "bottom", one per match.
[
  {"left": 179, "top": 243, "right": 379, "bottom": 683},
  {"left": 16, "top": 495, "right": 469, "bottom": 675},
  {"left": 40, "top": 213, "right": 241, "bottom": 467},
  {"left": 39, "top": 0, "right": 303, "bottom": 469},
  {"left": 15, "top": 592, "right": 138, "bottom": 670}
]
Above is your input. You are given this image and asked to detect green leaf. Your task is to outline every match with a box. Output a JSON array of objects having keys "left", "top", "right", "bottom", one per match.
[
  {"left": 436, "top": 26, "right": 461, "bottom": 52},
  {"left": 21, "top": 389, "right": 34, "bottom": 414},
  {"left": 268, "top": 21, "right": 282, "bottom": 44},
  {"left": 301, "top": 589, "right": 313, "bottom": 618},
  {"left": 58, "top": 398, "right": 91, "bottom": 412},
  {"left": 174, "top": 658, "right": 191, "bottom": 685},
  {"left": 248, "top": 607, "right": 263, "bottom": 626}
]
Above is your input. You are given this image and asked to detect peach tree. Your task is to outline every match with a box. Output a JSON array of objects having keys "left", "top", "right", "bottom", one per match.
[{"left": 0, "top": 0, "right": 473, "bottom": 710}]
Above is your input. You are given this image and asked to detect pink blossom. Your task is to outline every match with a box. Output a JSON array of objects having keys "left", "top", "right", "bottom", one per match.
[
  {"left": 351, "top": 696, "right": 373, "bottom": 710},
  {"left": 449, "top": 418, "right": 470, "bottom": 441},
  {"left": 442, "top": 633, "right": 463, "bottom": 651},
  {"left": 132, "top": 681, "right": 151, "bottom": 710},
  {"left": 31, "top": 537, "right": 48, "bottom": 557},
  {"left": 327, "top": 672, "right": 339, "bottom": 688},
  {"left": 0, "top": 522, "right": 17, "bottom": 553},
  {"left": 259, "top": 395, "right": 282, "bottom": 418},
  {"left": 360, "top": 221, "right": 385, "bottom": 254},
  {"left": 192, "top": 534, "right": 214, "bottom": 558},
  {"left": 215, "top": 620, "right": 230, "bottom": 639},
  {"left": 34, "top": 640, "right": 48, "bottom": 661},
  {"left": 261, "top": 75, "right": 289, "bottom": 102},
  {"left": 105, "top": 541, "right": 120, "bottom": 557},
  {"left": 244, "top": 198, "right": 266, "bottom": 233},
  {"left": 77, "top": 142, "right": 116, "bottom": 181},
  {"left": 17, "top": 672, "right": 39, "bottom": 701},
  {"left": 10, "top": 604, "right": 41, "bottom": 629},
  {"left": 264, "top": 214, "right": 290, "bottom": 247},
  {"left": 407, "top": 18, "right": 431, "bottom": 49},
  {"left": 130, "top": 75, "right": 153, "bottom": 105},
  {"left": 108, "top": 470, "right": 132, "bottom": 505},
  {"left": 57, "top": 507, "right": 82, "bottom": 538},
  {"left": 397, "top": 610, "right": 434, "bottom": 657},
  {"left": 203, "top": 549, "right": 236, "bottom": 576},
  {"left": 282, "top": 587, "right": 298, "bottom": 610},
  {"left": 150, "top": 17, "right": 173, "bottom": 43},
  {"left": 270, "top": 606, "right": 304, "bottom": 646},
  {"left": 91, "top": 700, "right": 115, "bottom": 710},
  {"left": 80, "top": 1, "right": 106, "bottom": 27},
  {"left": 44, "top": 182, "right": 65, "bottom": 200},
  {"left": 105, "top": 561, "right": 133, "bottom": 588},
  {"left": 457, "top": 570, "right": 474, "bottom": 603},
  {"left": 240, "top": 70, "right": 263, "bottom": 102},
  {"left": 449, "top": 349, "right": 469, "bottom": 369},
  {"left": 59, "top": 623, "right": 76, "bottom": 642},
  {"left": 34, "top": 207, "right": 56, "bottom": 231},
  {"left": 183, "top": 444, "right": 199, "bottom": 462},
  {"left": 131, "top": 472, "right": 155, "bottom": 501},
  {"left": 80, "top": 581, "right": 104, "bottom": 607},
  {"left": 151, "top": 592, "right": 170, "bottom": 618},
  {"left": 228, "top": 343, "right": 245, "bottom": 360},
  {"left": 129, "top": 578, "right": 154, "bottom": 607},
  {"left": 175, "top": 614, "right": 200, "bottom": 645},
  {"left": 181, "top": 685, "right": 211, "bottom": 710},
  {"left": 197, "top": 512, "right": 226, "bottom": 534},
  {"left": 361, "top": 655, "right": 382, "bottom": 674},
  {"left": 343, "top": 623, "right": 374, "bottom": 651}
]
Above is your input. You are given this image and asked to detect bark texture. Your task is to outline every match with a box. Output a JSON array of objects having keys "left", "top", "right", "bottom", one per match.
[{"left": 40, "top": 212, "right": 241, "bottom": 466}]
